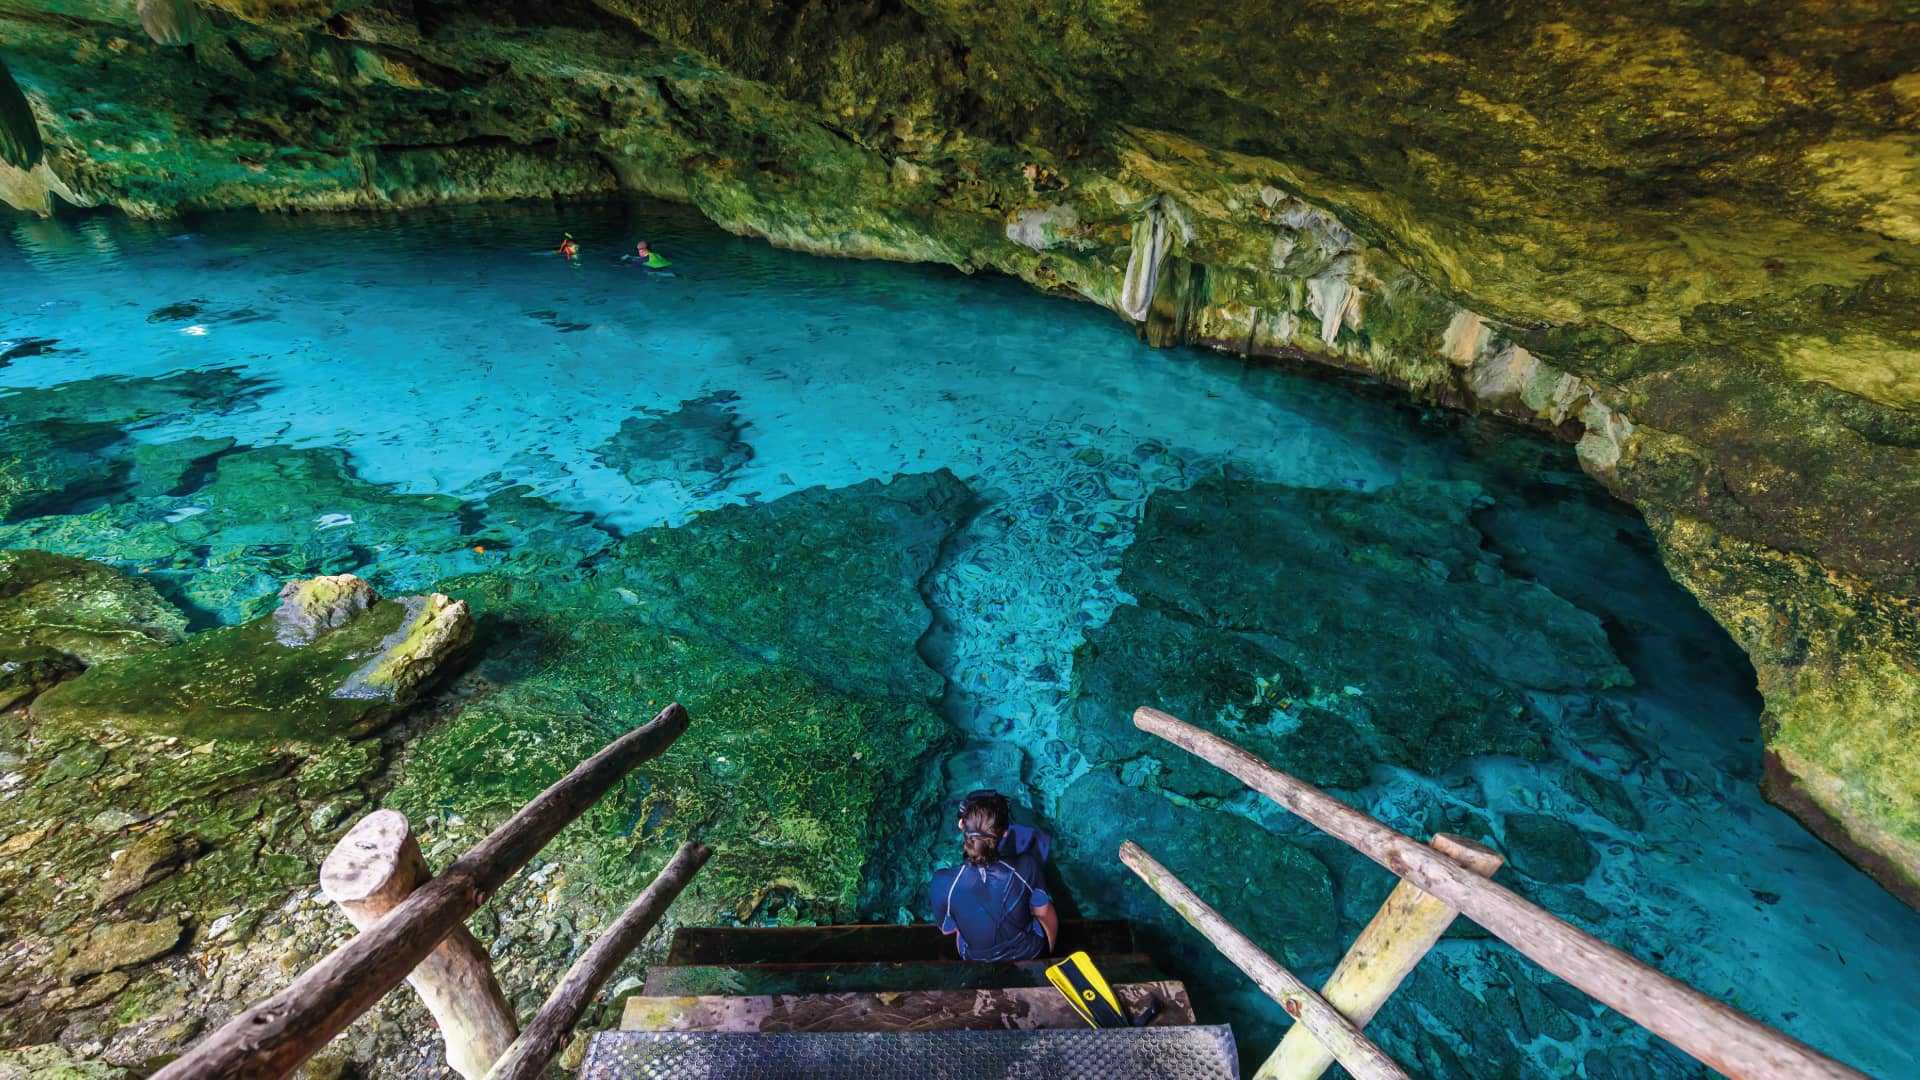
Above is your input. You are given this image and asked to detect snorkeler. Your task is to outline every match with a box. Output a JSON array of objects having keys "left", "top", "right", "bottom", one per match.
[
  {"left": 557, "top": 233, "right": 579, "bottom": 259},
  {"left": 929, "top": 790, "right": 1059, "bottom": 962},
  {"left": 624, "top": 239, "right": 672, "bottom": 269}
]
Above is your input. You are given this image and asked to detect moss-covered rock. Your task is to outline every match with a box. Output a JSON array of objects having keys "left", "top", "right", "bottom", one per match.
[
  {"left": 56, "top": 917, "right": 184, "bottom": 981},
  {"left": 0, "top": 550, "right": 186, "bottom": 665},
  {"left": 390, "top": 471, "right": 966, "bottom": 923},
  {"left": 1648, "top": 512, "right": 1920, "bottom": 905},
  {"left": 29, "top": 578, "right": 470, "bottom": 741}
]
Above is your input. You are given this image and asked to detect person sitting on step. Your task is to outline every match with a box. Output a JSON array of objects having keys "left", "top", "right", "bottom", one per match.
[{"left": 930, "top": 790, "right": 1059, "bottom": 961}]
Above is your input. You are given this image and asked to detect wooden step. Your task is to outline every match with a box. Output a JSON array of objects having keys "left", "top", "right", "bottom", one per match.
[
  {"left": 663, "top": 920, "right": 1135, "bottom": 966},
  {"left": 640, "top": 953, "right": 1166, "bottom": 997},
  {"left": 621, "top": 980, "right": 1195, "bottom": 1033}
]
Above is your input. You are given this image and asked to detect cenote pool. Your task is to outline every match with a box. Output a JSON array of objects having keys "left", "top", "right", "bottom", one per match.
[{"left": 3, "top": 201, "right": 1917, "bottom": 1078}]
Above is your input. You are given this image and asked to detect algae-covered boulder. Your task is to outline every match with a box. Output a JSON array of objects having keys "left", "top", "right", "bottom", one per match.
[
  {"left": 0, "top": 549, "right": 186, "bottom": 665},
  {"left": 1065, "top": 475, "right": 1629, "bottom": 795},
  {"left": 1649, "top": 512, "right": 1920, "bottom": 905},
  {"left": 30, "top": 576, "right": 470, "bottom": 740}
]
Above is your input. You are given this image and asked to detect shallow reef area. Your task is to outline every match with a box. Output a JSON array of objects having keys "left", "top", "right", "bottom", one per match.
[{"left": 1, "top": 205, "right": 1917, "bottom": 1079}]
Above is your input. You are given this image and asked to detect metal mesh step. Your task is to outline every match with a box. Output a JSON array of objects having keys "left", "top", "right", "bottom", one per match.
[{"left": 581, "top": 1025, "right": 1240, "bottom": 1079}]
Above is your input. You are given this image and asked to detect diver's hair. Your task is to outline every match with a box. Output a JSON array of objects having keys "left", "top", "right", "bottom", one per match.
[{"left": 959, "top": 791, "right": 1011, "bottom": 867}]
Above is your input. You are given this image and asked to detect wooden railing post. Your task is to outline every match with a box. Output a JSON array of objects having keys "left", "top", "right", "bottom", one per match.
[
  {"left": 320, "top": 810, "right": 517, "bottom": 1080},
  {"left": 1256, "top": 833, "right": 1503, "bottom": 1080},
  {"left": 153, "top": 702, "right": 690, "bottom": 1080},
  {"left": 1118, "top": 841, "right": 1409, "bottom": 1080},
  {"left": 1132, "top": 706, "right": 1869, "bottom": 1080},
  {"left": 485, "top": 841, "right": 712, "bottom": 1080}
]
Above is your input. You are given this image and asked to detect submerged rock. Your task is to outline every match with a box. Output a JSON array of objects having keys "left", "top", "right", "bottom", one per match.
[
  {"left": 603, "top": 469, "right": 973, "bottom": 701},
  {"left": 1500, "top": 812, "right": 1599, "bottom": 885},
  {"left": 595, "top": 391, "right": 754, "bottom": 497},
  {"left": 0, "top": 550, "right": 186, "bottom": 665},
  {"left": 30, "top": 575, "right": 469, "bottom": 740},
  {"left": 390, "top": 470, "right": 966, "bottom": 924},
  {"left": 0, "top": 441, "right": 615, "bottom": 625},
  {"left": 1065, "top": 474, "right": 1629, "bottom": 796}
]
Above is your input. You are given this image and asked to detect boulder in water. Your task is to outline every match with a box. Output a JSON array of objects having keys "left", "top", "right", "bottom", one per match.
[
  {"left": 30, "top": 574, "right": 470, "bottom": 740},
  {"left": 273, "top": 573, "right": 376, "bottom": 645}
]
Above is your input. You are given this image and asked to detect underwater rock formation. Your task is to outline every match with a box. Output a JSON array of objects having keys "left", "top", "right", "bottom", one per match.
[
  {"left": 3, "top": 0, "right": 1912, "bottom": 894},
  {"left": 391, "top": 470, "right": 967, "bottom": 924},
  {"left": 1065, "top": 474, "right": 1630, "bottom": 796},
  {"left": 29, "top": 575, "right": 470, "bottom": 740},
  {"left": 0, "top": 550, "right": 186, "bottom": 666},
  {"left": 595, "top": 390, "right": 754, "bottom": 498}
]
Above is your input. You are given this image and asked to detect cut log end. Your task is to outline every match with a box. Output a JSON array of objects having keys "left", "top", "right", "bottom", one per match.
[
  {"left": 1431, "top": 833, "right": 1504, "bottom": 877},
  {"left": 321, "top": 809, "right": 419, "bottom": 905}
]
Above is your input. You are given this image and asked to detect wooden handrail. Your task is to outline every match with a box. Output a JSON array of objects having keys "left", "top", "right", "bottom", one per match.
[
  {"left": 1134, "top": 706, "right": 1868, "bottom": 1080},
  {"left": 1119, "top": 841, "right": 1408, "bottom": 1080},
  {"left": 155, "top": 702, "right": 691, "bottom": 1080},
  {"left": 485, "top": 841, "right": 713, "bottom": 1080},
  {"left": 1258, "top": 833, "right": 1503, "bottom": 1080}
]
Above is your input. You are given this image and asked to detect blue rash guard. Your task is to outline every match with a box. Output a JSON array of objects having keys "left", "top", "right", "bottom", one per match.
[
  {"left": 931, "top": 850, "right": 1052, "bottom": 962},
  {"left": 1002, "top": 823, "right": 1052, "bottom": 863}
]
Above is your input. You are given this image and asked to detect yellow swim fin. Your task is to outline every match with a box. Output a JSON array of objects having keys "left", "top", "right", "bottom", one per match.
[{"left": 1046, "top": 950, "right": 1130, "bottom": 1029}]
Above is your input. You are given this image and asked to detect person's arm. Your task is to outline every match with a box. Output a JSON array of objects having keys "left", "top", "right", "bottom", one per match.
[{"left": 1033, "top": 902, "right": 1059, "bottom": 952}]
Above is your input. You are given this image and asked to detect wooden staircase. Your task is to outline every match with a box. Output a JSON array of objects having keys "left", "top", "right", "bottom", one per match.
[{"left": 583, "top": 920, "right": 1242, "bottom": 1077}]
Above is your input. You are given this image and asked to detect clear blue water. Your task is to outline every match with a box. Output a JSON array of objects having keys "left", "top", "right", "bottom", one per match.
[{"left": 3, "top": 201, "right": 1916, "bottom": 1077}]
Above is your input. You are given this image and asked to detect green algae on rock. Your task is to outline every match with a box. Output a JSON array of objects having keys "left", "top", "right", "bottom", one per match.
[
  {"left": 29, "top": 576, "right": 470, "bottom": 741},
  {"left": 390, "top": 471, "right": 967, "bottom": 925},
  {"left": 0, "top": 556, "right": 446, "bottom": 1068},
  {"left": 0, "top": 550, "right": 186, "bottom": 665},
  {"left": 1648, "top": 512, "right": 1920, "bottom": 906}
]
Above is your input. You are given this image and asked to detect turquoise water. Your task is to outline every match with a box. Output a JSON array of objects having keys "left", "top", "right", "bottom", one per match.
[{"left": 4, "top": 201, "right": 1917, "bottom": 1077}]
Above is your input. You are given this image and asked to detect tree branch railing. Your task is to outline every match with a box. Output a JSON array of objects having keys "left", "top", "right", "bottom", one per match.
[
  {"left": 1128, "top": 705, "right": 1869, "bottom": 1080},
  {"left": 154, "top": 702, "right": 694, "bottom": 1080}
]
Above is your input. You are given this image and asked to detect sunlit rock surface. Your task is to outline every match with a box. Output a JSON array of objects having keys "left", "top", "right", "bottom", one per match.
[{"left": 2, "top": 0, "right": 1911, "bottom": 887}]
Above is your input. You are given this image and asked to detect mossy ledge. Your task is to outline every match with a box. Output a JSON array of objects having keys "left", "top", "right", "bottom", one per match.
[{"left": 1, "top": 2, "right": 1916, "bottom": 896}]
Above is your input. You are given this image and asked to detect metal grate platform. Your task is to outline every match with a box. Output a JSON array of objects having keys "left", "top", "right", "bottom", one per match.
[{"left": 581, "top": 1025, "right": 1240, "bottom": 1079}]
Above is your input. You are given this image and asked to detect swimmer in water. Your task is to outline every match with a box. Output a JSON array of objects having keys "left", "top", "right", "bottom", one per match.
[
  {"left": 626, "top": 240, "right": 671, "bottom": 269},
  {"left": 557, "top": 233, "right": 579, "bottom": 259}
]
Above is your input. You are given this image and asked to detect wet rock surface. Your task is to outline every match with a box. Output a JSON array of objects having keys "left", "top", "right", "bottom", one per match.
[
  {"left": 0, "top": 551, "right": 186, "bottom": 665},
  {"left": 29, "top": 579, "right": 471, "bottom": 741}
]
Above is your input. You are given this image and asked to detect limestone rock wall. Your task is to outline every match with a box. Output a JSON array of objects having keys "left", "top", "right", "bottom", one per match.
[{"left": 1, "top": 0, "right": 1916, "bottom": 898}]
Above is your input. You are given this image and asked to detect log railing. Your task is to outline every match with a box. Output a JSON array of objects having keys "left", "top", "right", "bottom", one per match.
[
  {"left": 154, "top": 702, "right": 696, "bottom": 1080},
  {"left": 1125, "top": 706, "right": 1870, "bottom": 1080}
]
